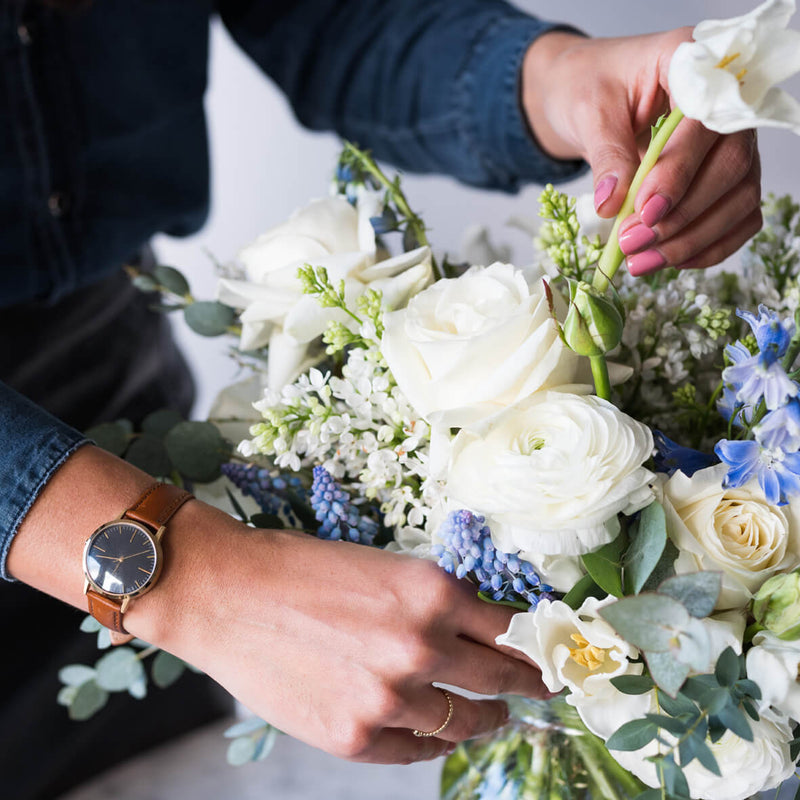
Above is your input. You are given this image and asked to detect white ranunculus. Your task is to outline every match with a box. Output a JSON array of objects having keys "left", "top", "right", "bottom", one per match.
[
  {"left": 380, "top": 263, "right": 586, "bottom": 427},
  {"left": 660, "top": 464, "right": 800, "bottom": 609},
  {"left": 446, "top": 392, "right": 654, "bottom": 557},
  {"left": 217, "top": 195, "right": 433, "bottom": 390},
  {"left": 747, "top": 630, "right": 800, "bottom": 721},
  {"left": 669, "top": 0, "right": 800, "bottom": 135}
]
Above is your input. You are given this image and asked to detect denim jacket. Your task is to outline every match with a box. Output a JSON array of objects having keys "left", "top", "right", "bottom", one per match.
[{"left": 0, "top": 0, "right": 584, "bottom": 578}]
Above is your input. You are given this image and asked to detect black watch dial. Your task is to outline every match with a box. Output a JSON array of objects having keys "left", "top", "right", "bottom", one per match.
[{"left": 84, "top": 521, "right": 158, "bottom": 597}]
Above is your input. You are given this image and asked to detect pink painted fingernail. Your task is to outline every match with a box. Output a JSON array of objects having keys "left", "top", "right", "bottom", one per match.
[
  {"left": 640, "top": 194, "right": 671, "bottom": 227},
  {"left": 594, "top": 176, "right": 617, "bottom": 211},
  {"left": 627, "top": 249, "right": 666, "bottom": 276},
  {"left": 618, "top": 223, "right": 657, "bottom": 255}
]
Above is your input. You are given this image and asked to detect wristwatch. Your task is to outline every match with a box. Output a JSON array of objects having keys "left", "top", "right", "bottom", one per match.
[{"left": 83, "top": 482, "right": 192, "bottom": 643}]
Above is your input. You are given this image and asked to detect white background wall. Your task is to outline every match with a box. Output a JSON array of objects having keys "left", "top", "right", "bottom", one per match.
[{"left": 154, "top": 0, "right": 800, "bottom": 418}]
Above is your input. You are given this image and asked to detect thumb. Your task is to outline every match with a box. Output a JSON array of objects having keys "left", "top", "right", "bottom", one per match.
[{"left": 585, "top": 114, "right": 640, "bottom": 219}]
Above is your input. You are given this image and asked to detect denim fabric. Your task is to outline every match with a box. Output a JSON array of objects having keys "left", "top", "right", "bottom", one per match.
[{"left": 0, "top": 0, "right": 586, "bottom": 579}]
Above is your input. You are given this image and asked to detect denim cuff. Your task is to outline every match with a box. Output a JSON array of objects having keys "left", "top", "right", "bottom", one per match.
[
  {"left": 0, "top": 382, "right": 88, "bottom": 581},
  {"left": 457, "top": 16, "right": 588, "bottom": 191}
]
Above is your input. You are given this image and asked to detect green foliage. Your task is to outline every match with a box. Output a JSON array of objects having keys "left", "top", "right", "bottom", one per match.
[
  {"left": 624, "top": 500, "right": 669, "bottom": 594},
  {"left": 223, "top": 717, "right": 278, "bottom": 765},
  {"left": 164, "top": 420, "right": 231, "bottom": 482},
  {"left": 85, "top": 421, "right": 130, "bottom": 456},
  {"left": 581, "top": 528, "right": 626, "bottom": 597},
  {"left": 152, "top": 265, "right": 191, "bottom": 297},
  {"left": 151, "top": 651, "right": 187, "bottom": 689},
  {"left": 561, "top": 572, "right": 606, "bottom": 610},
  {"left": 184, "top": 300, "right": 237, "bottom": 337},
  {"left": 125, "top": 433, "right": 172, "bottom": 476}
]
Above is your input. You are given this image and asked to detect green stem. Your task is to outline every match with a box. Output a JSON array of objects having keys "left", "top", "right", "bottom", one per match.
[
  {"left": 592, "top": 108, "right": 685, "bottom": 293},
  {"left": 590, "top": 354, "right": 612, "bottom": 400}
]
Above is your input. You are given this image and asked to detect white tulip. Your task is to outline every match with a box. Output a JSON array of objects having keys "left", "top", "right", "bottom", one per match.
[
  {"left": 669, "top": 0, "right": 800, "bottom": 135},
  {"left": 747, "top": 630, "right": 800, "bottom": 721}
]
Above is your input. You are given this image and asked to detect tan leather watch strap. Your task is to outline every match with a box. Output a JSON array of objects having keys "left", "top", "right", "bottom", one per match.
[
  {"left": 86, "top": 590, "right": 127, "bottom": 633},
  {"left": 124, "top": 482, "right": 192, "bottom": 529}
]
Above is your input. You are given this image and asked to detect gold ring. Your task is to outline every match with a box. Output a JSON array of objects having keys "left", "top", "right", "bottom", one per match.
[{"left": 412, "top": 688, "right": 454, "bottom": 738}]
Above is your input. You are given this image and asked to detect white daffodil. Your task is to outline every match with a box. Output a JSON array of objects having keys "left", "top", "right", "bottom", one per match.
[{"left": 669, "top": 0, "right": 800, "bottom": 134}]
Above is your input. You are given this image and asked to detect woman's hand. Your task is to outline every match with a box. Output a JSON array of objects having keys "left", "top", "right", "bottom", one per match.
[
  {"left": 521, "top": 29, "right": 762, "bottom": 275},
  {"left": 10, "top": 445, "right": 549, "bottom": 765}
]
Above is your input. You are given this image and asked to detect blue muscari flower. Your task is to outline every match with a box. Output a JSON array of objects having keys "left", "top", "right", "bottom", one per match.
[
  {"left": 755, "top": 399, "right": 800, "bottom": 450},
  {"left": 723, "top": 337, "right": 798, "bottom": 410},
  {"left": 431, "top": 510, "right": 551, "bottom": 607},
  {"left": 221, "top": 462, "right": 306, "bottom": 522},
  {"left": 738, "top": 305, "right": 794, "bottom": 366},
  {"left": 310, "top": 466, "right": 379, "bottom": 546},
  {"left": 715, "top": 438, "right": 800, "bottom": 505},
  {"left": 653, "top": 431, "right": 717, "bottom": 477}
]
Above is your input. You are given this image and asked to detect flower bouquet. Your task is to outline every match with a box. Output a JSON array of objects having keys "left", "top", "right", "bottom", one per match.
[{"left": 57, "top": 0, "right": 800, "bottom": 797}]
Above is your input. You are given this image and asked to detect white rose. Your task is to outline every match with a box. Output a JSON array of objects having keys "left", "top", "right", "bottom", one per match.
[
  {"left": 747, "top": 630, "right": 800, "bottom": 721},
  {"left": 217, "top": 195, "right": 433, "bottom": 389},
  {"left": 660, "top": 464, "right": 800, "bottom": 609},
  {"left": 446, "top": 392, "right": 654, "bottom": 557},
  {"left": 381, "top": 263, "right": 586, "bottom": 427}
]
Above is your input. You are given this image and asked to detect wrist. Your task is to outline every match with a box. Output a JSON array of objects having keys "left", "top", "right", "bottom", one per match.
[{"left": 521, "top": 30, "right": 586, "bottom": 161}]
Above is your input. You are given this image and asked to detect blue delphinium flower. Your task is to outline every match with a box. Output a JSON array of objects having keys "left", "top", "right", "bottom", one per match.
[
  {"left": 715, "top": 438, "right": 800, "bottom": 505},
  {"left": 310, "top": 466, "right": 379, "bottom": 545},
  {"left": 653, "top": 431, "right": 717, "bottom": 477},
  {"left": 722, "top": 341, "right": 798, "bottom": 411},
  {"left": 221, "top": 462, "right": 305, "bottom": 522},
  {"left": 432, "top": 510, "right": 551, "bottom": 607},
  {"left": 738, "top": 305, "right": 794, "bottom": 365},
  {"left": 755, "top": 399, "right": 800, "bottom": 450}
]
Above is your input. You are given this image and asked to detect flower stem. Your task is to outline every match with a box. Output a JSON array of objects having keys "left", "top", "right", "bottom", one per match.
[
  {"left": 592, "top": 108, "right": 685, "bottom": 293},
  {"left": 590, "top": 354, "right": 612, "bottom": 400}
]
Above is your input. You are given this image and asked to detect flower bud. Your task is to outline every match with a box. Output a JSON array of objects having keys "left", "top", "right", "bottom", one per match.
[
  {"left": 753, "top": 572, "right": 800, "bottom": 640},
  {"left": 562, "top": 280, "right": 624, "bottom": 357}
]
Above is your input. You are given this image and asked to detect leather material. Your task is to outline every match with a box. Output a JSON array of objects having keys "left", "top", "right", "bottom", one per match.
[
  {"left": 85, "top": 482, "right": 193, "bottom": 640},
  {"left": 124, "top": 482, "right": 192, "bottom": 529}
]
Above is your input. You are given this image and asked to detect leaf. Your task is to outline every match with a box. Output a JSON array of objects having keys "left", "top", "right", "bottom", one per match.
[
  {"left": 679, "top": 732, "right": 721, "bottom": 775},
  {"left": 657, "top": 691, "right": 696, "bottom": 719},
  {"left": 79, "top": 615, "right": 103, "bottom": 633},
  {"left": 658, "top": 572, "right": 721, "bottom": 618},
  {"left": 250, "top": 513, "right": 286, "bottom": 529},
  {"left": 128, "top": 676, "right": 148, "bottom": 700},
  {"left": 624, "top": 501, "right": 668, "bottom": 594},
  {"left": 661, "top": 755, "right": 690, "bottom": 798},
  {"left": 131, "top": 274, "right": 158, "bottom": 292},
  {"left": 69, "top": 680, "right": 109, "bottom": 721},
  {"left": 224, "top": 717, "right": 272, "bottom": 739},
  {"left": 606, "top": 718, "right": 659, "bottom": 751},
  {"left": 641, "top": 539, "right": 680, "bottom": 593},
  {"left": 225, "top": 487, "right": 250, "bottom": 523},
  {"left": 252, "top": 727, "right": 278, "bottom": 762},
  {"left": 582, "top": 529, "right": 627, "bottom": 597},
  {"left": 610, "top": 674, "right": 655, "bottom": 695},
  {"left": 713, "top": 704, "right": 753, "bottom": 741},
  {"left": 58, "top": 664, "right": 97, "bottom": 687},
  {"left": 141, "top": 408, "right": 184, "bottom": 438},
  {"left": 699, "top": 687, "right": 731, "bottom": 716},
  {"left": 151, "top": 651, "right": 186, "bottom": 689},
  {"left": 153, "top": 265, "right": 190, "bottom": 296},
  {"left": 164, "top": 421, "right": 230, "bottom": 482},
  {"left": 644, "top": 714, "right": 689, "bottom": 736},
  {"left": 645, "top": 650, "right": 690, "bottom": 697},
  {"left": 94, "top": 647, "right": 145, "bottom": 692},
  {"left": 671, "top": 617, "right": 711, "bottom": 672},
  {"left": 600, "top": 593, "right": 690, "bottom": 652},
  {"left": 125, "top": 434, "right": 172, "bottom": 477},
  {"left": 226, "top": 735, "right": 257, "bottom": 766},
  {"left": 714, "top": 646, "right": 741, "bottom": 687},
  {"left": 85, "top": 421, "right": 129, "bottom": 456},
  {"left": 561, "top": 573, "right": 605, "bottom": 610},
  {"left": 57, "top": 685, "right": 78, "bottom": 706},
  {"left": 184, "top": 301, "right": 237, "bottom": 337},
  {"left": 634, "top": 791, "right": 663, "bottom": 800}
]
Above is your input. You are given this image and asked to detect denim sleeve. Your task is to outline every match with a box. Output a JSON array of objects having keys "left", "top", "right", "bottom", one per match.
[
  {"left": 219, "top": 0, "right": 586, "bottom": 191},
  {"left": 0, "top": 382, "right": 88, "bottom": 581}
]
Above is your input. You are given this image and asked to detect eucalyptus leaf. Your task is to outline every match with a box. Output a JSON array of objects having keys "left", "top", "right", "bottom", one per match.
[
  {"left": 582, "top": 529, "right": 627, "bottom": 597},
  {"left": 657, "top": 691, "right": 696, "bottom": 718},
  {"left": 128, "top": 676, "right": 148, "bottom": 700},
  {"left": 141, "top": 408, "right": 184, "bottom": 437},
  {"left": 224, "top": 717, "right": 272, "bottom": 739},
  {"left": 79, "top": 615, "right": 103, "bottom": 633},
  {"left": 661, "top": 755, "right": 690, "bottom": 798},
  {"left": 69, "top": 680, "right": 109, "bottom": 721},
  {"left": 57, "top": 685, "right": 78, "bottom": 706},
  {"left": 252, "top": 726, "right": 278, "bottom": 761},
  {"left": 151, "top": 651, "right": 186, "bottom": 689},
  {"left": 671, "top": 617, "right": 711, "bottom": 671},
  {"left": 624, "top": 501, "right": 667, "bottom": 594},
  {"left": 610, "top": 674, "right": 654, "bottom": 695},
  {"left": 226, "top": 735, "right": 257, "bottom": 766},
  {"left": 600, "top": 593, "right": 690, "bottom": 652},
  {"left": 58, "top": 664, "right": 97, "bottom": 687},
  {"left": 713, "top": 704, "right": 753, "bottom": 741},
  {"left": 606, "top": 718, "right": 659, "bottom": 751},
  {"left": 131, "top": 274, "right": 158, "bottom": 292},
  {"left": 125, "top": 434, "right": 172, "bottom": 477},
  {"left": 153, "top": 265, "right": 191, "bottom": 296},
  {"left": 96, "top": 627, "right": 112, "bottom": 649},
  {"left": 641, "top": 539, "right": 680, "bottom": 593},
  {"left": 658, "top": 572, "right": 721, "bottom": 618},
  {"left": 644, "top": 714, "right": 689, "bottom": 736},
  {"left": 85, "top": 421, "right": 129, "bottom": 456},
  {"left": 634, "top": 791, "right": 663, "bottom": 800},
  {"left": 680, "top": 732, "right": 720, "bottom": 775},
  {"left": 164, "top": 421, "right": 230, "bottom": 482},
  {"left": 644, "top": 650, "right": 690, "bottom": 697},
  {"left": 714, "top": 646, "right": 741, "bottom": 687},
  {"left": 184, "top": 301, "right": 236, "bottom": 337},
  {"left": 94, "top": 647, "right": 145, "bottom": 692},
  {"left": 560, "top": 573, "right": 605, "bottom": 610}
]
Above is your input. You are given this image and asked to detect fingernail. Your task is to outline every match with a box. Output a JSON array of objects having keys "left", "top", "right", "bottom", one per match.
[
  {"left": 640, "top": 194, "right": 671, "bottom": 227},
  {"left": 594, "top": 176, "right": 617, "bottom": 211},
  {"left": 618, "top": 223, "right": 657, "bottom": 255},
  {"left": 627, "top": 249, "right": 666, "bottom": 276}
]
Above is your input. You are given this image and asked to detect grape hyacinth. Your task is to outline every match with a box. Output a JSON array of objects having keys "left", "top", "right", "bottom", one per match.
[
  {"left": 221, "top": 462, "right": 307, "bottom": 526},
  {"left": 310, "top": 466, "right": 380, "bottom": 546},
  {"left": 432, "top": 510, "right": 551, "bottom": 608}
]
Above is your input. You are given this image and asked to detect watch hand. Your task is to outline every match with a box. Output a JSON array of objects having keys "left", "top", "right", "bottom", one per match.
[
  {"left": 94, "top": 555, "right": 123, "bottom": 561},
  {"left": 119, "top": 549, "right": 153, "bottom": 561}
]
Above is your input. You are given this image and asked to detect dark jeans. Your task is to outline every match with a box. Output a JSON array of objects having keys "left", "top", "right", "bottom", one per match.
[{"left": 0, "top": 262, "right": 231, "bottom": 800}]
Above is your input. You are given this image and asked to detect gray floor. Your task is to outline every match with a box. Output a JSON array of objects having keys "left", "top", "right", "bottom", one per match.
[{"left": 58, "top": 719, "right": 443, "bottom": 800}]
